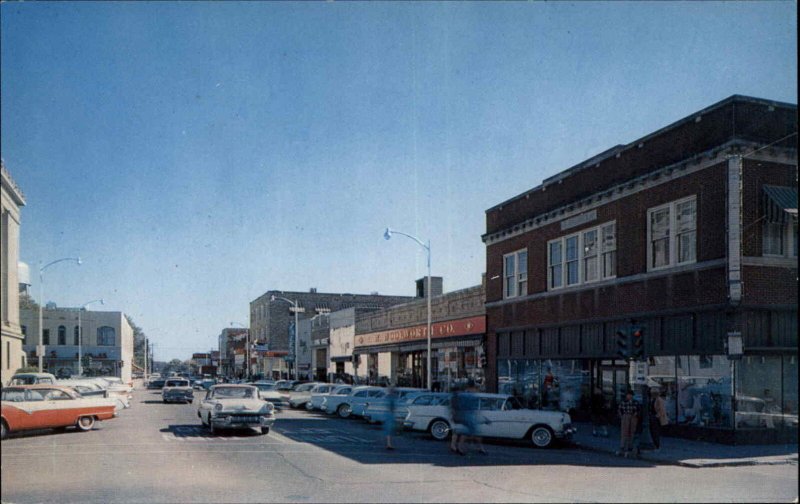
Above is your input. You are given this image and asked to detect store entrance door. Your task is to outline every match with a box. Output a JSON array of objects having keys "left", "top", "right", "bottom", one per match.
[{"left": 594, "top": 360, "right": 630, "bottom": 415}]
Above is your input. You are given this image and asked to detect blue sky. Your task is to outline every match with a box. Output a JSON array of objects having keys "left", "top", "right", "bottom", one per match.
[{"left": 2, "top": 2, "right": 796, "bottom": 360}]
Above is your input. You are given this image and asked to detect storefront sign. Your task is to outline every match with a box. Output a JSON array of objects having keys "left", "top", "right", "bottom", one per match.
[{"left": 355, "top": 316, "right": 486, "bottom": 348}]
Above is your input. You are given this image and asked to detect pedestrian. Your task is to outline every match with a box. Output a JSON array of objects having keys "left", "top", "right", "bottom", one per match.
[
  {"left": 650, "top": 388, "right": 668, "bottom": 450},
  {"left": 383, "top": 385, "right": 398, "bottom": 450},
  {"left": 617, "top": 389, "right": 641, "bottom": 456},
  {"left": 591, "top": 387, "right": 608, "bottom": 437},
  {"left": 449, "top": 385, "right": 466, "bottom": 455},
  {"left": 463, "top": 380, "right": 488, "bottom": 455}
]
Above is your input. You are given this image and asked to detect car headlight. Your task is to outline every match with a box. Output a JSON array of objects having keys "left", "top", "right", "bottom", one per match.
[
  {"left": 214, "top": 403, "right": 223, "bottom": 411},
  {"left": 261, "top": 403, "right": 274, "bottom": 413}
]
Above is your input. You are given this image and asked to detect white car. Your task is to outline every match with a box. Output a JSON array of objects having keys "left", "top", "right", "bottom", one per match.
[
  {"left": 362, "top": 389, "right": 428, "bottom": 424},
  {"left": 56, "top": 379, "right": 130, "bottom": 410},
  {"left": 310, "top": 385, "right": 352, "bottom": 411},
  {"left": 248, "top": 382, "right": 288, "bottom": 409},
  {"left": 322, "top": 386, "right": 385, "bottom": 418},
  {"left": 197, "top": 384, "right": 275, "bottom": 435},
  {"left": 288, "top": 382, "right": 324, "bottom": 409},
  {"left": 162, "top": 378, "right": 194, "bottom": 404},
  {"left": 403, "top": 393, "right": 575, "bottom": 448}
]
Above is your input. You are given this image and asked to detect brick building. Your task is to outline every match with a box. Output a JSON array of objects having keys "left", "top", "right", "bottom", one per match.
[
  {"left": 483, "top": 95, "right": 797, "bottom": 443},
  {"left": 354, "top": 277, "right": 487, "bottom": 391},
  {"left": 250, "top": 289, "right": 413, "bottom": 379}
]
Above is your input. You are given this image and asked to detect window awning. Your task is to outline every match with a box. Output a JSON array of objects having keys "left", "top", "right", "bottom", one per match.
[
  {"left": 353, "top": 336, "right": 484, "bottom": 355},
  {"left": 763, "top": 185, "right": 798, "bottom": 224}
]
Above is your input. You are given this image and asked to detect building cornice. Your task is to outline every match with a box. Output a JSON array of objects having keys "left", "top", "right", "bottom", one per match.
[
  {"left": 1, "top": 160, "right": 26, "bottom": 207},
  {"left": 482, "top": 142, "right": 797, "bottom": 246}
]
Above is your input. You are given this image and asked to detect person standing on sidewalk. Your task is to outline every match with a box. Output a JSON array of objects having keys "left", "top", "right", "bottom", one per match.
[
  {"left": 591, "top": 387, "right": 609, "bottom": 437},
  {"left": 650, "top": 388, "right": 669, "bottom": 450},
  {"left": 383, "top": 385, "right": 398, "bottom": 450},
  {"left": 617, "top": 389, "right": 641, "bottom": 456}
]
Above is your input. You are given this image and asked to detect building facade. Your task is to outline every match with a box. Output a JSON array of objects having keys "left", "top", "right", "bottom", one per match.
[
  {"left": 218, "top": 328, "right": 248, "bottom": 378},
  {"left": 20, "top": 307, "right": 135, "bottom": 383},
  {"left": 1, "top": 162, "right": 27, "bottom": 385},
  {"left": 483, "top": 95, "right": 797, "bottom": 443},
  {"left": 354, "top": 278, "right": 487, "bottom": 391},
  {"left": 249, "top": 289, "right": 413, "bottom": 378}
]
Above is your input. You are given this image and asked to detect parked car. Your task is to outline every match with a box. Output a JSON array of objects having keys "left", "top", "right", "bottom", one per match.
[
  {"left": 1, "top": 385, "right": 118, "bottom": 439},
  {"left": 247, "top": 382, "right": 288, "bottom": 409},
  {"left": 56, "top": 379, "right": 130, "bottom": 410},
  {"left": 7, "top": 372, "right": 57, "bottom": 386},
  {"left": 162, "top": 379, "right": 194, "bottom": 404},
  {"left": 310, "top": 384, "right": 352, "bottom": 411},
  {"left": 196, "top": 384, "right": 275, "bottom": 435},
  {"left": 288, "top": 382, "right": 324, "bottom": 409},
  {"left": 147, "top": 378, "right": 166, "bottom": 390},
  {"left": 363, "top": 389, "right": 429, "bottom": 424},
  {"left": 403, "top": 393, "right": 575, "bottom": 448},
  {"left": 322, "top": 386, "right": 386, "bottom": 418},
  {"left": 274, "top": 380, "right": 300, "bottom": 391}
]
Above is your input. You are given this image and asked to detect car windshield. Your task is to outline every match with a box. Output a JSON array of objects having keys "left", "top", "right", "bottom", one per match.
[
  {"left": 9, "top": 376, "right": 35, "bottom": 385},
  {"left": 211, "top": 387, "right": 254, "bottom": 399},
  {"left": 166, "top": 380, "right": 189, "bottom": 387},
  {"left": 296, "top": 384, "right": 315, "bottom": 392},
  {"left": 254, "top": 383, "right": 277, "bottom": 391}
]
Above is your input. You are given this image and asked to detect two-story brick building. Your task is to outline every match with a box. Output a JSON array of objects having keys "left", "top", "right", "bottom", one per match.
[{"left": 483, "top": 95, "right": 797, "bottom": 443}]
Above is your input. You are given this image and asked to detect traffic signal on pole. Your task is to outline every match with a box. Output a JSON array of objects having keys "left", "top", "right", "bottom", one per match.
[
  {"left": 616, "top": 329, "right": 629, "bottom": 359},
  {"left": 631, "top": 327, "right": 645, "bottom": 359}
]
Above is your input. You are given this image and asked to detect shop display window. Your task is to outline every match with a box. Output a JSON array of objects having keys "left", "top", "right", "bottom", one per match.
[
  {"left": 782, "top": 355, "right": 798, "bottom": 428},
  {"left": 735, "top": 355, "right": 783, "bottom": 429},
  {"left": 498, "top": 359, "right": 542, "bottom": 409},
  {"left": 542, "top": 359, "right": 591, "bottom": 413},
  {"left": 676, "top": 355, "right": 732, "bottom": 428},
  {"left": 647, "top": 356, "right": 677, "bottom": 423}
]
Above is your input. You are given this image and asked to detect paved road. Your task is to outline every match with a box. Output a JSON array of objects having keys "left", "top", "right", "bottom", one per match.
[{"left": 2, "top": 387, "right": 797, "bottom": 503}]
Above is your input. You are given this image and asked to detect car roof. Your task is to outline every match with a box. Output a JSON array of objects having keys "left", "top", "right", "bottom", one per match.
[
  {"left": 209, "top": 384, "right": 256, "bottom": 389},
  {"left": 12, "top": 373, "right": 56, "bottom": 378}
]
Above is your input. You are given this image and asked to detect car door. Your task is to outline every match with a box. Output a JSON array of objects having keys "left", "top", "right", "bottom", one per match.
[
  {"left": 21, "top": 389, "right": 53, "bottom": 429},
  {"left": 474, "top": 397, "right": 512, "bottom": 438}
]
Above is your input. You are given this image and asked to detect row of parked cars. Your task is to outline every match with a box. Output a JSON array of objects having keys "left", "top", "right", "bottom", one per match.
[
  {"left": 286, "top": 383, "right": 576, "bottom": 448},
  {"left": 1, "top": 372, "right": 135, "bottom": 440}
]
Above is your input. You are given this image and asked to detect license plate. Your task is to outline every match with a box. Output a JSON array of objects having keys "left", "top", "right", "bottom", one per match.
[{"left": 231, "top": 416, "right": 260, "bottom": 423}]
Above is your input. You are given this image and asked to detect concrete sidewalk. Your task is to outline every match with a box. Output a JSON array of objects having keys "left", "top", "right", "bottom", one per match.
[{"left": 571, "top": 421, "right": 798, "bottom": 468}]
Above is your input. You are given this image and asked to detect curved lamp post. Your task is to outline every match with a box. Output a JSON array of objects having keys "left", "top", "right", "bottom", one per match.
[
  {"left": 77, "top": 298, "right": 104, "bottom": 376},
  {"left": 38, "top": 257, "right": 81, "bottom": 372},
  {"left": 383, "top": 227, "right": 432, "bottom": 390},
  {"left": 231, "top": 322, "right": 249, "bottom": 380},
  {"left": 270, "top": 296, "right": 300, "bottom": 381}
]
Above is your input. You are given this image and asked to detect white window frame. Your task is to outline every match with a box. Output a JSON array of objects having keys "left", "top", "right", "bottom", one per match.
[
  {"left": 547, "top": 221, "right": 617, "bottom": 291},
  {"left": 763, "top": 220, "right": 797, "bottom": 258},
  {"left": 647, "top": 195, "right": 697, "bottom": 272},
  {"left": 502, "top": 249, "right": 528, "bottom": 299}
]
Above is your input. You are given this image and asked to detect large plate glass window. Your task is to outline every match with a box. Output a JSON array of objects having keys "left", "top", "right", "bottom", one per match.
[{"left": 503, "top": 249, "right": 528, "bottom": 299}]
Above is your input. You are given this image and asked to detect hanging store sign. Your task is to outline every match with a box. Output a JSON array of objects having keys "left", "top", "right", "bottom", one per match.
[{"left": 355, "top": 316, "right": 485, "bottom": 348}]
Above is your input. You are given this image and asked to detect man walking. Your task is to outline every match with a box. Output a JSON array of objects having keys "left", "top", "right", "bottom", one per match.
[{"left": 617, "top": 389, "right": 641, "bottom": 456}]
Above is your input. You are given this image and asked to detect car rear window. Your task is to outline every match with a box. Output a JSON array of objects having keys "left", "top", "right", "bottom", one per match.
[{"left": 166, "top": 380, "right": 189, "bottom": 387}]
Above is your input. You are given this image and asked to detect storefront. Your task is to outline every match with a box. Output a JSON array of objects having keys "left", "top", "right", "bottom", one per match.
[
  {"left": 354, "top": 315, "right": 487, "bottom": 392},
  {"left": 497, "top": 353, "right": 797, "bottom": 444}
]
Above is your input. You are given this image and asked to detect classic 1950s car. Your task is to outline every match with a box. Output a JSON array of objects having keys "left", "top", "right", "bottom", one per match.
[
  {"left": 403, "top": 392, "right": 575, "bottom": 448},
  {"left": 197, "top": 384, "right": 275, "bottom": 435},
  {"left": 1, "top": 385, "right": 118, "bottom": 439}
]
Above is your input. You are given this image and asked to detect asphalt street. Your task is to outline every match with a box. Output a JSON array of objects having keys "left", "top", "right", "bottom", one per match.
[{"left": 1, "top": 387, "right": 797, "bottom": 503}]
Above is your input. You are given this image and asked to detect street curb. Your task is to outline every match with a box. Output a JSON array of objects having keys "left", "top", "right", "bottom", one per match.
[{"left": 572, "top": 442, "right": 799, "bottom": 468}]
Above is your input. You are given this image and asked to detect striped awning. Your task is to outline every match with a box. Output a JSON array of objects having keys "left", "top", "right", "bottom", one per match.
[{"left": 763, "top": 185, "right": 798, "bottom": 224}]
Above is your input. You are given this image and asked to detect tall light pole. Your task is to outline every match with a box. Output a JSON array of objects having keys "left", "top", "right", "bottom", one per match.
[
  {"left": 270, "top": 296, "right": 300, "bottom": 381},
  {"left": 38, "top": 257, "right": 81, "bottom": 372},
  {"left": 231, "top": 322, "right": 249, "bottom": 380},
  {"left": 77, "top": 298, "right": 104, "bottom": 376},
  {"left": 384, "top": 227, "right": 432, "bottom": 390},
  {"left": 144, "top": 336, "right": 149, "bottom": 383}
]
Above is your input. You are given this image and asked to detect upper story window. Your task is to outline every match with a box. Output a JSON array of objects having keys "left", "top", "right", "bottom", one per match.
[
  {"left": 43, "top": 329, "right": 50, "bottom": 345},
  {"left": 74, "top": 326, "right": 81, "bottom": 345},
  {"left": 548, "top": 222, "right": 616, "bottom": 290},
  {"left": 97, "top": 326, "right": 116, "bottom": 346},
  {"left": 503, "top": 249, "right": 528, "bottom": 298},
  {"left": 647, "top": 196, "right": 696, "bottom": 271},
  {"left": 57, "top": 325, "right": 66, "bottom": 345},
  {"left": 763, "top": 220, "right": 797, "bottom": 258}
]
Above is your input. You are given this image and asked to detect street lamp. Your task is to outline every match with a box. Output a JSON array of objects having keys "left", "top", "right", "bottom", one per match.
[
  {"left": 77, "top": 298, "right": 104, "bottom": 376},
  {"left": 38, "top": 257, "right": 82, "bottom": 372},
  {"left": 270, "top": 295, "right": 300, "bottom": 380},
  {"left": 383, "top": 227, "right": 432, "bottom": 390},
  {"left": 231, "top": 322, "right": 249, "bottom": 380}
]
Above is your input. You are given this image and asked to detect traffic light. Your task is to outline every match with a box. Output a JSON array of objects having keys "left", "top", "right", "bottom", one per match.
[
  {"left": 631, "top": 327, "right": 645, "bottom": 359},
  {"left": 616, "top": 328, "right": 629, "bottom": 359}
]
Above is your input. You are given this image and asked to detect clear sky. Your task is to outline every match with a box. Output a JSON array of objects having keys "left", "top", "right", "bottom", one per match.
[{"left": 2, "top": 2, "right": 796, "bottom": 361}]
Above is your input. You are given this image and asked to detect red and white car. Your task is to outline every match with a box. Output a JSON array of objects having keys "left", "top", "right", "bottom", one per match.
[{"left": 1, "top": 385, "right": 118, "bottom": 439}]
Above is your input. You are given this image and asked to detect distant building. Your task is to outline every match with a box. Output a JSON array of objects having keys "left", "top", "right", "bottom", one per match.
[
  {"left": 20, "top": 306, "right": 135, "bottom": 383},
  {"left": 1, "top": 161, "right": 27, "bottom": 385},
  {"left": 218, "top": 328, "right": 248, "bottom": 378},
  {"left": 249, "top": 288, "right": 414, "bottom": 378}
]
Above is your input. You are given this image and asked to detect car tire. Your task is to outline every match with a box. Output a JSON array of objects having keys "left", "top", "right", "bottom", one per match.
[
  {"left": 261, "top": 427, "right": 270, "bottom": 435},
  {"left": 530, "top": 426, "right": 554, "bottom": 448},
  {"left": 163, "top": 399, "right": 167, "bottom": 403},
  {"left": 337, "top": 404, "right": 352, "bottom": 419},
  {"left": 209, "top": 420, "right": 216, "bottom": 434},
  {"left": 76, "top": 416, "right": 96, "bottom": 432},
  {"left": 1, "top": 420, "right": 8, "bottom": 440},
  {"left": 305, "top": 402, "right": 313, "bottom": 411},
  {"left": 429, "top": 419, "right": 451, "bottom": 441}
]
